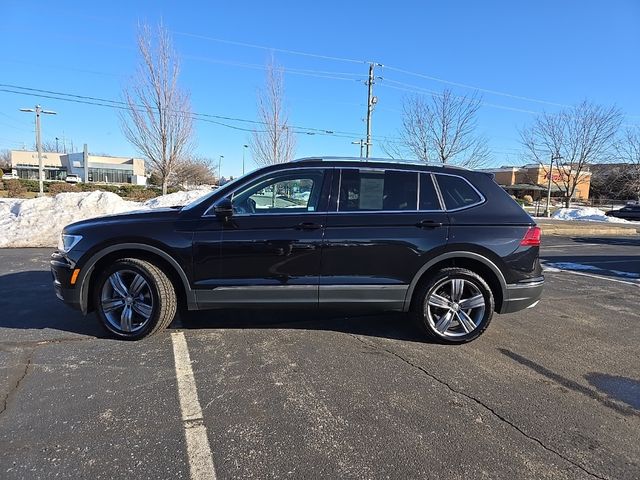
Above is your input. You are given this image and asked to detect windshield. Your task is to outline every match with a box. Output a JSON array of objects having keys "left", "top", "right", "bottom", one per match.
[{"left": 182, "top": 174, "right": 251, "bottom": 211}]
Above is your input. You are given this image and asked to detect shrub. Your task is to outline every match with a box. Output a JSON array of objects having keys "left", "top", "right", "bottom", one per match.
[
  {"left": 6, "top": 179, "right": 27, "bottom": 198},
  {"left": 522, "top": 195, "right": 534, "bottom": 205},
  {"left": 49, "top": 182, "right": 80, "bottom": 195},
  {"left": 127, "top": 189, "right": 158, "bottom": 201},
  {"left": 19, "top": 179, "right": 44, "bottom": 192}
]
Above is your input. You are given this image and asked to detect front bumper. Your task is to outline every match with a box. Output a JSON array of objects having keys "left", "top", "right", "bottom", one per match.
[
  {"left": 499, "top": 276, "right": 544, "bottom": 314},
  {"left": 51, "top": 252, "right": 82, "bottom": 311}
]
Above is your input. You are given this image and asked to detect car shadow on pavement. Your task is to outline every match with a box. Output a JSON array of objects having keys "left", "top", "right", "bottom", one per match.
[
  {"left": 0, "top": 270, "right": 429, "bottom": 343},
  {"left": 0, "top": 270, "right": 106, "bottom": 338},
  {"left": 176, "top": 309, "right": 430, "bottom": 343}
]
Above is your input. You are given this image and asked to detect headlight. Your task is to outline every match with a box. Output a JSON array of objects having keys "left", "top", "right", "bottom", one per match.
[{"left": 58, "top": 234, "right": 83, "bottom": 253}]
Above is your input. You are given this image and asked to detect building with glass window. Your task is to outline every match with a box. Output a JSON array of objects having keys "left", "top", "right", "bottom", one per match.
[{"left": 10, "top": 150, "right": 146, "bottom": 185}]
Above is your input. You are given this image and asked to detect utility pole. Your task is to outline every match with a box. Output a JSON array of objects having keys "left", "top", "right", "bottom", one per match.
[
  {"left": 351, "top": 139, "right": 365, "bottom": 158},
  {"left": 365, "top": 62, "right": 382, "bottom": 158},
  {"left": 20, "top": 105, "right": 57, "bottom": 196},
  {"left": 543, "top": 154, "right": 562, "bottom": 217},
  {"left": 242, "top": 144, "right": 248, "bottom": 175},
  {"left": 218, "top": 155, "right": 224, "bottom": 185}
]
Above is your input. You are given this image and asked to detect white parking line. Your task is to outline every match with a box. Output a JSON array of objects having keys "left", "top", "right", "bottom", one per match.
[
  {"left": 543, "top": 266, "right": 640, "bottom": 286},
  {"left": 171, "top": 332, "right": 217, "bottom": 480}
]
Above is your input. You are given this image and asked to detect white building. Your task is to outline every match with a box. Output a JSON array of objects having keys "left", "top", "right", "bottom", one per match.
[{"left": 10, "top": 150, "right": 147, "bottom": 185}]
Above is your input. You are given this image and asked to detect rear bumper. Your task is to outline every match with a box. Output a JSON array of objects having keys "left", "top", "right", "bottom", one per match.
[
  {"left": 51, "top": 252, "right": 82, "bottom": 311},
  {"left": 499, "top": 276, "right": 544, "bottom": 314}
]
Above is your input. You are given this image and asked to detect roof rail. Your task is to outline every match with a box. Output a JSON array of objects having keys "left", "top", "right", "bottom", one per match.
[{"left": 292, "top": 156, "right": 470, "bottom": 170}]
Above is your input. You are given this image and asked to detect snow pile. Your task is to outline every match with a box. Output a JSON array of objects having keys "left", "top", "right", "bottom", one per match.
[
  {"left": 142, "top": 188, "right": 211, "bottom": 208},
  {"left": 0, "top": 189, "right": 212, "bottom": 248},
  {"left": 551, "top": 207, "right": 631, "bottom": 223}
]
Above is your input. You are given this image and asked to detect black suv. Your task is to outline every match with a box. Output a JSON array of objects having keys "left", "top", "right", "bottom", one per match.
[
  {"left": 51, "top": 158, "right": 543, "bottom": 343},
  {"left": 605, "top": 202, "right": 640, "bottom": 221}
]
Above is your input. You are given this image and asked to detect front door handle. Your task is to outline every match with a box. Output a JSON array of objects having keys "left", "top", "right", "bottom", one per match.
[
  {"left": 416, "top": 220, "right": 443, "bottom": 229},
  {"left": 295, "top": 222, "right": 323, "bottom": 231}
]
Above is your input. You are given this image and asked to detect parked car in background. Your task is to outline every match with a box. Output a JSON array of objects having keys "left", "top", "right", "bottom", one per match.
[
  {"left": 65, "top": 174, "right": 81, "bottom": 184},
  {"left": 51, "top": 157, "right": 543, "bottom": 343},
  {"left": 605, "top": 202, "right": 640, "bottom": 221},
  {"left": 1, "top": 172, "right": 19, "bottom": 180}
]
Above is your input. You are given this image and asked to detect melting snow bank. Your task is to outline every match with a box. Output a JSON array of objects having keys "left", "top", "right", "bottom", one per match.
[
  {"left": 550, "top": 207, "right": 632, "bottom": 223},
  {"left": 0, "top": 189, "right": 212, "bottom": 248}
]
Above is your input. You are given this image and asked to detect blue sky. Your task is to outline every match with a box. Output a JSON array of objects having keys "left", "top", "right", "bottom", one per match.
[{"left": 1, "top": 0, "right": 639, "bottom": 178}]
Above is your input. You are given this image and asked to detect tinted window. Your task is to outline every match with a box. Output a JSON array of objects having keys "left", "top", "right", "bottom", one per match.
[
  {"left": 231, "top": 170, "right": 324, "bottom": 215},
  {"left": 436, "top": 175, "right": 482, "bottom": 210},
  {"left": 338, "top": 169, "right": 417, "bottom": 211},
  {"left": 419, "top": 173, "right": 442, "bottom": 210}
]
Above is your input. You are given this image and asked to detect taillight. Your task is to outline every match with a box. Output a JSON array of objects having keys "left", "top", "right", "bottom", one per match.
[{"left": 520, "top": 226, "right": 541, "bottom": 247}]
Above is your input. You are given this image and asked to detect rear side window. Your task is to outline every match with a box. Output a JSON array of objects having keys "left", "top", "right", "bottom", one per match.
[
  {"left": 436, "top": 174, "right": 482, "bottom": 210},
  {"left": 338, "top": 169, "right": 417, "bottom": 211},
  {"left": 419, "top": 174, "right": 442, "bottom": 210}
]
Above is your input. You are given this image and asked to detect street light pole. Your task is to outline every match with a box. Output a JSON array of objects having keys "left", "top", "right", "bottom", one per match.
[
  {"left": 218, "top": 155, "right": 224, "bottom": 185},
  {"left": 242, "top": 145, "right": 248, "bottom": 175},
  {"left": 20, "top": 105, "right": 57, "bottom": 196},
  {"left": 543, "top": 154, "right": 562, "bottom": 217}
]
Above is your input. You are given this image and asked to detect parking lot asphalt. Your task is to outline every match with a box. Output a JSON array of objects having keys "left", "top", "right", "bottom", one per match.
[{"left": 0, "top": 238, "right": 639, "bottom": 479}]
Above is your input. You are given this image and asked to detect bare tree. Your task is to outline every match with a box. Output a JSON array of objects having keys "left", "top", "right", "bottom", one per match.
[
  {"left": 521, "top": 100, "right": 622, "bottom": 207},
  {"left": 172, "top": 155, "right": 217, "bottom": 187},
  {"left": 0, "top": 149, "right": 11, "bottom": 169},
  {"left": 615, "top": 126, "right": 640, "bottom": 200},
  {"left": 397, "top": 90, "right": 490, "bottom": 167},
  {"left": 250, "top": 57, "right": 296, "bottom": 167},
  {"left": 120, "top": 23, "right": 194, "bottom": 194}
]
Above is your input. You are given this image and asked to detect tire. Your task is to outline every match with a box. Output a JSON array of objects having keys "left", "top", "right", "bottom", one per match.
[
  {"left": 93, "top": 258, "right": 177, "bottom": 340},
  {"left": 411, "top": 267, "right": 494, "bottom": 344}
]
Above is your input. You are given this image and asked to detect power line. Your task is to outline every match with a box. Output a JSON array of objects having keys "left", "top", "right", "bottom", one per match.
[
  {"left": 380, "top": 80, "right": 543, "bottom": 115},
  {"left": 0, "top": 84, "right": 403, "bottom": 142},
  {"left": 383, "top": 65, "right": 573, "bottom": 109},
  {"left": 172, "top": 31, "right": 366, "bottom": 65}
]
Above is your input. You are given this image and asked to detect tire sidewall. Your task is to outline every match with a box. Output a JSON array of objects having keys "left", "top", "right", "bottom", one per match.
[
  {"left": 419, "top": 269, "right": 494, "bottom": 343},
  {"left": 93, "top": 260, "right": 162, "bottom": 340}
]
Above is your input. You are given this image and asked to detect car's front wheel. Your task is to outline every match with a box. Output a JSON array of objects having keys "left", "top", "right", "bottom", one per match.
[
  {"left": 93, "top": 258, "right": 177, "bottom": 340},
  {"left": 413, "top": 267, "right": 494, "bottom": 344}
]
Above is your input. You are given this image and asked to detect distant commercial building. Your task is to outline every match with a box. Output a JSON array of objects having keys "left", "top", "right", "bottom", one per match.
[
  {"left": 10, "top": 150, "right": 147, "bottom": 185},
  {"left": 482, "top": 164, "right": 591, "bottom": 201}
]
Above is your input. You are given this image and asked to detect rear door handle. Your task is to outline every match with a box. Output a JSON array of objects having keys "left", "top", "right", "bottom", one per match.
[
  {"left": 295, "top": 222, "right": 323, "bottom": 231},
  {"left": 416, "top": 220, "right": 443, "bottom": 229}
]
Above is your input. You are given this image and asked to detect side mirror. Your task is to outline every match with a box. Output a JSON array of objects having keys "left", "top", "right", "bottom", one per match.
[{"left": 213, "top": 197, "right": 233, "bottom": 219}]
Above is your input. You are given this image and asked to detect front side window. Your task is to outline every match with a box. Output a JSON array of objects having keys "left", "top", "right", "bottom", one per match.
[
  {"left": 338, "top": 169, "right": 418, "bottom": 212},
  {"left": 436, "top": 174, "right": 482, "bottom": 210},
  {"left": 230, "top": 170, "right": 324, "bottom": 215}
]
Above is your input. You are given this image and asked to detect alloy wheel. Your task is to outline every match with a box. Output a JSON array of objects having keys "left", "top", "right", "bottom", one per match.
[
  {"left": 100, "top": 270, "right": 154, "bottom": 334},
  {"left": 425, "top": 278, "right": 486, "bottom": 338}
]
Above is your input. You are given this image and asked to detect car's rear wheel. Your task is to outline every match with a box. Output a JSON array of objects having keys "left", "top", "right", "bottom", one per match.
[
  {"left": 412, "top": 267, "right": 494, "bottom": 344},
  {"left": 93, "top": 258, "right": 177, "bottom": 340}
]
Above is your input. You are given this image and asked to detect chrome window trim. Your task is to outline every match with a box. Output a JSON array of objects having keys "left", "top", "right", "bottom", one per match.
[
  {"left": 431, "top": 173, "right": 446, "bottom": 210},
  {"left": 201, "top": 165, "right": 485, "bottom": 218},
  {"left": 201, "top": 166, "right": 328, "bottom": 218},
  {"left": 416, "top": 171, "right": 421, "bottom": 209},
  {"left": 434, "top": 172, "right": 486, "bottom": 212}
]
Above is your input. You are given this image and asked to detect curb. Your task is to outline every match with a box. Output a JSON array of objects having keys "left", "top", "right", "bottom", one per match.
[{"left": 537, "top": 221, "right": 640, "bottom": 236}]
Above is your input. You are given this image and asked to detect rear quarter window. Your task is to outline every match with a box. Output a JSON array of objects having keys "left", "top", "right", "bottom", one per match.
[{"left": 436, "top": 174, "right": 483, "bottom": 210}]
